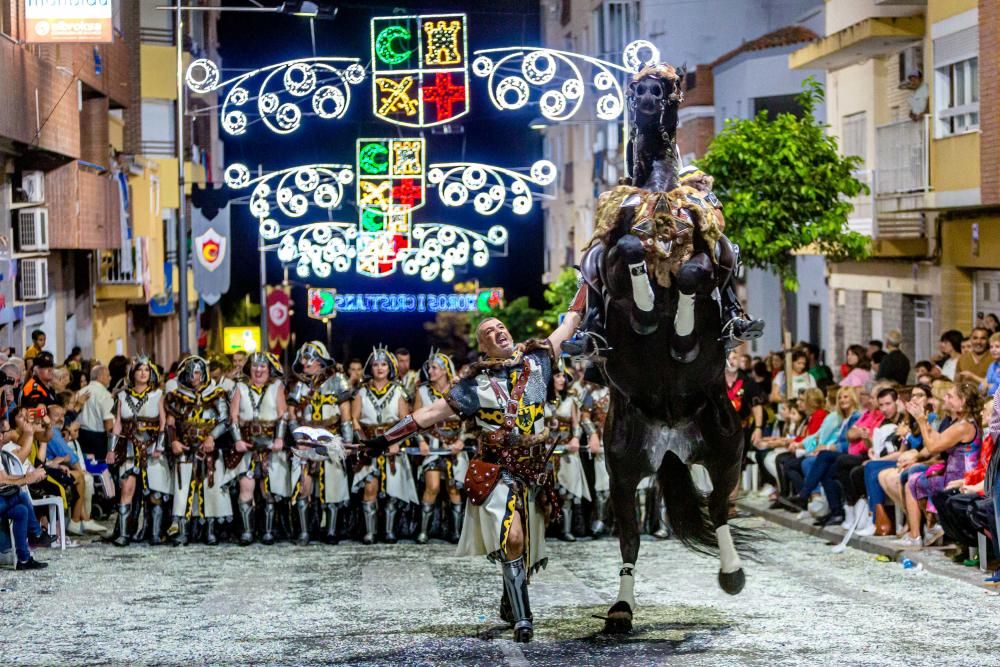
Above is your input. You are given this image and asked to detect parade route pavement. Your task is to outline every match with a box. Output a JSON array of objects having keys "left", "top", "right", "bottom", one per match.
[{"left": 1, "top": 516, "right": 996, "bottom": 666}]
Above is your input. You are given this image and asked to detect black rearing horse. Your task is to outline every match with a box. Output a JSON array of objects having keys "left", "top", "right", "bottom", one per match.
[{"left": 574, "top": 63, "right": 752, "bottom": 634}]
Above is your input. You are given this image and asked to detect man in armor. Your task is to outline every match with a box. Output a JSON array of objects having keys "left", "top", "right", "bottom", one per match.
[
  {"left": 105, "top": 356, "right": 170, "bottom": 546},
  {"left": 286, "top": 341, "right": 352, "bottom": 545},
  {"left": 546, "top": 364, "right": 587, "bottom": 542},
  {"left": 363, "top": 295, "right": 584, "bottom": 643},
  {"left": 395, "top": 348, "right": 420, "bottom": 401},
  {"left": 412, "top": 350, "right": 467, "bottom": 544},
  {"left": 230, "top": 352, "right": 289, "bottom": 546},
  {"left": 352, "top": 346, "right": 417, "bottom": 544},
  {"left": 165, "top": 356, "right": 236, "bottom": 545}
]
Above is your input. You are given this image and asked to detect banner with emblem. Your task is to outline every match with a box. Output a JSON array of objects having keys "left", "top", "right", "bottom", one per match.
[
  {"left": 266, "top": 286, "right": 291, "bottom": 353},
  {"left": 370, "top": 13, "right": 469, "bottom": 128},
  {"left": 191, "top": 204, "right": 231, "bottom": 305}
]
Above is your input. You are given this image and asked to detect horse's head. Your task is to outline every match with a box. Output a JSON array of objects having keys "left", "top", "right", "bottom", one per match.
[{"left": 627, "top": 63, "right": 683, "bottom": 140}]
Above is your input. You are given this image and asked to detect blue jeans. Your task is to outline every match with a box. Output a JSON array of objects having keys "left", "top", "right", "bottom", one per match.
[
  {"left": 863, "top": 460, "right": 897, "bottom": 507},
  {"left": 0, "top": 492, "right": 34, "bottom": 562},
  {"left": 797, "top": 450, "right": 840, "bottom": 499}
]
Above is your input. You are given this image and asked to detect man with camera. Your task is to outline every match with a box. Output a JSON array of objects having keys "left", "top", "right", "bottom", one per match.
[{"left": 1, "top": 410, "right": 52, "bottom": 570}]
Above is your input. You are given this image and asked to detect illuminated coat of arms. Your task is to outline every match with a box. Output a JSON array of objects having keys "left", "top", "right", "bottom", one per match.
[
  {"left": 356, "top": 137, "right": 426, "bottom": 277},
  {"left": 370, "top": 13, "right": 469, "bottom": 127}
]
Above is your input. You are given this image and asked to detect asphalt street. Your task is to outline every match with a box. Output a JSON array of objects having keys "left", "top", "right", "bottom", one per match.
[{"left": 1, "top": 517, "right": 996, "bottom": 666}]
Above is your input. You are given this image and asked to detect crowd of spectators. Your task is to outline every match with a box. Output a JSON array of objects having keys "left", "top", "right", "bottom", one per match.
[
  {"left": 734, "top": 316, "right": 1000, "bottom": 585},
  {"left": 0, "top": 330, "right": 125, "bottom": 570}
]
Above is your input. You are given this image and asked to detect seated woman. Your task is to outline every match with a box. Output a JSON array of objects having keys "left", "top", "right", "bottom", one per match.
[
  {"left": 781, "top": 387, "right": 858, "bottom": 517},
  {"left": 931, "top": 398, "right": 994, "bottom": 565},
  {"left": 777, "top": 389, "right": 833, "bottom": 504},
  {"left": 896, "top": 381, "right": 983, "bottom": 548}
]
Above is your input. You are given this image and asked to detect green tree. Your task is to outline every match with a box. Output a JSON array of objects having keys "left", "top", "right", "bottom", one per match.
[
  {"left": 697, "top": 77, "right": 869, "bottom": 348},
  {"left": 540, "top": 266, "right": 580, "bottom": 332}
]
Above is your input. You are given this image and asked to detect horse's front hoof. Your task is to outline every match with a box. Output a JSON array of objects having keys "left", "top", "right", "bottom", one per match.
[
  {"left": 603, "top": 600, "right": 634, "bottom": 634},
  {"left": 718, "top": 568, "right": 745, "bottom": 595},
  {"left": 513, "top": 622, "right": 533, "bottom": 643}
]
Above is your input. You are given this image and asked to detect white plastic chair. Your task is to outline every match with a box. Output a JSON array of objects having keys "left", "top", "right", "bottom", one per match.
[{"left": 31, "top": 495, "right": 65, "bottom": 550}]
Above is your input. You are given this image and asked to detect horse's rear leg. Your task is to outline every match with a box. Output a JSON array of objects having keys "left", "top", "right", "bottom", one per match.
[
  {"left": 605, "top": 473, "right": 641, "bottom": 633},
  {"left": 698, "top": 395, "right": 746, "bottom": 595}
]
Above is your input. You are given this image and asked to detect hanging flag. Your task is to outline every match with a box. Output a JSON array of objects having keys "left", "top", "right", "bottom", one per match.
[
  {"left": 266, "top": 286, "right": 291, "bottom": 353},
  {"left": 191, "top": 203, "right": 231, "bottom": 305}
]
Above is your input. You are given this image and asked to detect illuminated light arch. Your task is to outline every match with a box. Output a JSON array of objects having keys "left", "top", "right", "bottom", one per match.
[
  {"left": 186, "top": 57, "right": 365, "bottom": 136},
  {"left": 427, "top": 159, "right": 557, "bottom": 216},
  {"left": 224, "top": 162, "right": 354, "bottom": 239},
  {"left": 471, "top": 39, "right": 659, "bottom": 121}
]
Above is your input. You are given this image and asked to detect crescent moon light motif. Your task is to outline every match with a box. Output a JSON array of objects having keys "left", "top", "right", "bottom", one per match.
[
  {"left": 375, "top": 25, "right": 414, "bottom": 66},
  {"left": 359, "top": 142, "right": 389, "bottom": 175}
]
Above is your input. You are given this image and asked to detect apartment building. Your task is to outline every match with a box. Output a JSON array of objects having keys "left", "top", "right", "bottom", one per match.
[
  {"left": 791, "top": 0, "right": 994, "bottom": 362},
  {"left": 0, "top": 0, "right": 132, "bottom": 363},
  {"left": 0, "top": 2, "right": 220, "bottom": 366}
]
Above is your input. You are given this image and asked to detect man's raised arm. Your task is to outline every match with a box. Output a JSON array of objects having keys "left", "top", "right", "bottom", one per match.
[
  {"left": 546, "top": 283, "right": 586, "bottom": 354},
  {"left": 363, "top": 397, "right": 456, "bottom": 453}
]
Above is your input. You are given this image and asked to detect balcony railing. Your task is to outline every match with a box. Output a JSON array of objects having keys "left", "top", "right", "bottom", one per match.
[
  {"left": 98, "top": 239, "right": 144, "bottom": 286},
  {"left": 875, "top": 117, "right": 929, "bottom": 195},
  {"left": 874, "top": 117, "right": 930, "bottom": 239},
  {"left": 846, "top": 169, "right": 875, "bottom": 237}
]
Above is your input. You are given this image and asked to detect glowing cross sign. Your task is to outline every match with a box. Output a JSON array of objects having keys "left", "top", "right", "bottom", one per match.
[
  {"left": 370, "top": 13, "right": 469, "bottom": 127},
  {"left": 356, "top": 138, "right": 426, "bottom": 277}
]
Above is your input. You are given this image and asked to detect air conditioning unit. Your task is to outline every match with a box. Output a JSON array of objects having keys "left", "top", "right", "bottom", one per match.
[
  {"left": 17, "top": 257, "right": 49, "bottom": 301},
  {"left": 15, "top": 208, "right": 49, "bottom": 253},
  {"left": 21, "top": 171, "right": 45, "bottom": 203}
]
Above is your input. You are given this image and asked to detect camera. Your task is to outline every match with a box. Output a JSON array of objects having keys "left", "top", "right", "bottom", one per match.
[{"left": 0, "top": 369, "right": 14, "bottom": 387}]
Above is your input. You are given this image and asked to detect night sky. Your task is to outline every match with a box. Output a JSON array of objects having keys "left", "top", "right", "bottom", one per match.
[{"left": 215, "top": 0, "right": 544, "bottom": 362}]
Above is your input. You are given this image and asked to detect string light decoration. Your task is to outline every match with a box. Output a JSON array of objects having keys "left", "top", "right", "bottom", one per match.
[
  {"left": 370, "top": 13, "right": 469, "bottom": 127},
  {"left": 401, "top": 224, "right": 508, "bottom": 283},
  {"left": 224, "top": 162, "right": 354, "bottom": 239},
  {"left": 471, "top": 39, "right": 659, "bottom": 121},
  {"left": 427, "top": 159, "right": 557, "bottom": 216},
  {"left": 271, "top": 221, "right": 358, "bottom": 279},
  {"left": 186, "top": 57, "right": 365, "bottom": 135}
]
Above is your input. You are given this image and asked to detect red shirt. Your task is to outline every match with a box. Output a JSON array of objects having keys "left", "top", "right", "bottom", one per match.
[{"left": 794, "top": 409, "right": 828, "bottom": 443}]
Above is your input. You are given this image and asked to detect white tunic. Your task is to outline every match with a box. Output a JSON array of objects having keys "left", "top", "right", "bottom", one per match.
[
  {"left": 415, "top": 383, "right": 468, "bottom": 487},
  {"left": 549, "top": 396, "right": 590, "bottom": 502},
  {"left": 116, "top": 387, "right": 173, "bottom": 496},
  {"left": 236, "top": 380, "right": 292, "bottom": 498},
  {"left": 291, "top": 373, "right": 352, "bottom": 506},
  {"left": 353, "top": 381, "right": 418, "bottom": 504},
  {"left": 167, "top": 382, "right": 233, "bottom": 519}
]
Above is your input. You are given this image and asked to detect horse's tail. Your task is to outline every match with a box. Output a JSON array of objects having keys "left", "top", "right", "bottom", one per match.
[
  {"left": 657, "top": 452, "right": 761, "bottom": 559},
  {"left": 657, "top": 451, "right": 720, "bottom": 557}
]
